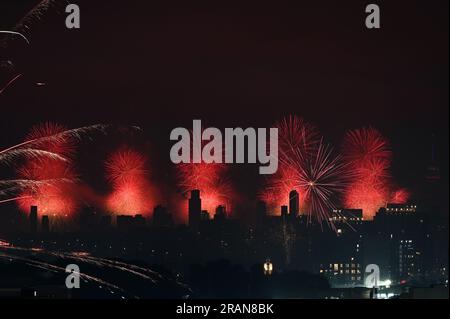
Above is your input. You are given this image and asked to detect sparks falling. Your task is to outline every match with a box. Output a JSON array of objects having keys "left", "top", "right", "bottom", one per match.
[
  {"left": 16, "top": 122, "right": 78, "bottom": 217},
  {"left": 0, "top": 123, "right": 107, "bottom": 214}
]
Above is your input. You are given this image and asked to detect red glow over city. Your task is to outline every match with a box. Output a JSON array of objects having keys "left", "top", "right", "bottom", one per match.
[
  {"left": 17, "top": 123, "right": 78, "bottom": 217},
  {"left": 343, "top": 127, "right": 393, "bottom": 219},
  {"left": 344, "top": 180, "right": 389, "bottom": 219},
  {"left": 390, "top": 188, "right": 411, "bottom": 204},
  {"left": 105, "top": 148, "right": 155, "bottom": 216},
  {"left": 260, "top": 166, "right": 306, "bottom": 214},
  {"left": 178, "top": 162, "right": 233, "bottom": 216}
]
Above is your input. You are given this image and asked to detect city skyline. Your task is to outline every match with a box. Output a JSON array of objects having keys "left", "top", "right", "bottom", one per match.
[
  {"left": 0, "top": 117, "right": 445, "bottom": 226},
  {"left": 0, "top": 0, "right": 448, "bottom": 301}
]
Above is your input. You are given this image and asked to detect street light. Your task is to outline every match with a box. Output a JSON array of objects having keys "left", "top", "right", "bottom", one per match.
[{"left": 263, "top": 259, "right": 273, "bottom": 276}]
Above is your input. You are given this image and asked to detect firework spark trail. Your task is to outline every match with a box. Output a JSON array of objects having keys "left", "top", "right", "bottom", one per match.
[
  {"left": 0, "top": 251, "right": 127, "bottom": 295},
  {"left": 26, "top": 122, "right": 76, "bottom": 156},
  {"left": 1, "top": 124, "right": 109, "bottom": 156},
  {"left": 0, "top": 0, "right": 68, "bottom": 48},
  {"left": 0, "top": 195, "right": 33, "bottom": 204},
  {"left": 0, "top": 73, "right": 23, "bottom": 95},
  {"left": 59, "top": 252, "right": 189, "bottom": 290},
  {"left": 0, "top": 178, "right": 75, "bottom": 198},
  {"left": 260, "top": 116, "right": 324, "bottom": 217},
  {"left": 12, "top": 123, "right": 80, "bottom": 216},
  {"left": 0, "top": 148, "right": 68, "bottom": 166},
  {"left": 342, "top": 127, "right": 391, "bottom": 165},
  {"left": 45, "top": 251, "right": 162, "bottom": 283},
  {"left": 1, "top": 1, "right": 68, "bottom": 93},
  {"left": 0, "top": 124, "right": 109, "bottom": 213},
  {"left": 57, "top": 253, "right": 170, "bottom": 285},
  {"left": 0, "top": 124, "right": 108, "bottom": 168},
  {"left": 279, "top": 140, "right": 349, "bottom": 225},
  {"left": 0, "top": 245, "right": 189, "bottom": 297},
  {"left": 276, "top": 115, "right": 321, "bottom": 158},
  {"left": 0, "top": 31, "right": 29, "bottom": 45},
  {"left": 12, "top": 0, "right": 68, "bottom": 38},
  {"left": 105, "top": 148, "right": 155, "bottom": 216}
]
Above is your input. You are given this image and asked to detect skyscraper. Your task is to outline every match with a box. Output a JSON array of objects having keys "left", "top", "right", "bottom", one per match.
[
  {"left": 214, "top": 205, "right": 227, "bottom": 222},
  {"left": 281, "top": 205, "right": 288, "bottom": 217},
  {"left": 256, "top": 200, "right": 267, "bottom": 225},
  {"left": 153, "top": 205, "right": 173, "bottom": 227},
  {"left": 256, "top": 200, "right": 267, "bottom": 218},
  {"left": 41, "top": 215, "right": 50, "bottom": 233},
  {"left": 189, "top": 189, "right": 201, "bottom": 229},
  {"left": 30, "top": 206, "right": 38, "bottom": 234},
  {"left": 289, "top": 190, "right": 299, "bottom": 217}
]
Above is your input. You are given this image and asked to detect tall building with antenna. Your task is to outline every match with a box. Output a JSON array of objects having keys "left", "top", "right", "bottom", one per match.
[
  {"left": 289, "top": 190, "right": 299, "bottom": 217},
  {"left": 189, "top": 189, "right": 201, "bottom": 229}
]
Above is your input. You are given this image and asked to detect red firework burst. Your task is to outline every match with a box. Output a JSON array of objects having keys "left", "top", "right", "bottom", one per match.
[
  {"left": 259, "top": 165, "right": 306, "bottom": 213},
  {"left": 276, "top": 115, "right": 321, "bottom": 159},
  {"left": 26, "top": 122, "right": 76, "bottom": 156},
  {"left": 342, "top": 127, "right": 392, "bottom": 219},
  {"left": 261, "top": 116, "right": 322, "bottom": 217},
  {"left": 342, "top": 127, "right": 392, "bottom": 168},
  {"left": 283, "top": 141, "right": 348, "bottom": 224},
  {"left": 106, "top": 148, "right": 147, "bottom": 186},
  {"left": 105, "top": 148, "right": 154, "bottom": 216},
  {"left": 178, "top": 161, "right": 233, "bottom": 214},
  {"left": 17, "top": 123, "right": 78, "bottom": 217}
]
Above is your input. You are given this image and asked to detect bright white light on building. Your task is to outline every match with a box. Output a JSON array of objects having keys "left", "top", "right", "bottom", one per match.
[{"left": 264, "top": 260, "right": 273, "bottom": 275}]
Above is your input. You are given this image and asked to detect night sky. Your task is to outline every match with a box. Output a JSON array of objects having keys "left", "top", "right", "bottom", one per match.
[{"left": 0, "top": 0, "right": 448, "bottom": 218}]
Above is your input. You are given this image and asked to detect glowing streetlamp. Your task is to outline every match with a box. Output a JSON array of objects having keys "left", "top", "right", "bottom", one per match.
[{"left": 263, "top": 259, "right": 273, "bottom": 276}]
